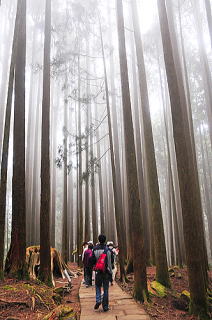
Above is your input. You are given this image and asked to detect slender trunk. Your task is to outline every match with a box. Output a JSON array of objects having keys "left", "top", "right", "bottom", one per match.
[
  {"left": 77, "top": 55, "right": 83, "bottom": 264},
  {"left": 116, "top": 0, "right": 148, "bottom": 301},
  {"left": 95, "top": 104, "right": 105, "bottom": 234},
  {"left": 131, "top": 0, "right": 170, "bottom": 287},
  {"left": 39, "top": 0, "right": 52, "bottom": 286},
  {"left": 204, "top": 0, "right": 212, "bottom": 48},
  {"left": 0, "top": 0, "right": 23, "bottom": 278},
  {"left": 157, "top": 0, "right": 208, "bottom": 316},
  {"left": 5, "top": 0, "right": 27, "bottom": 278},
  {"left": 62, "top": 80, "right": 68, "bottom": 263},
  {"left": 99, "top": 16, "right": 126, "bottom": 281}
]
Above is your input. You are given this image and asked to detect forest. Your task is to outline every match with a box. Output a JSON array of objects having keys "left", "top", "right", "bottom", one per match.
[{"left": 0, "top": 0, "right": 212, "bottom": 319}]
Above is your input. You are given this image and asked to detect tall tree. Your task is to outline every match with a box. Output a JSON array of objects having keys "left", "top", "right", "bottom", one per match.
[
  {"left": 0, "top": 0, "right": 23, "bottom": 279},
  {"left": 157, "top": 0, "right": 209, "bottom": 317},
  {"left": 62, "top": 81, "right": 68, "bottom": 263},
  {"left": 116, "top": 0, "right": 148, "bottom": 301},
  {"left": 131, "top": 0, "right": 170, "bottom": 287},
  {"left": 39, "top": 0, "right": 52, "bottom": 285},
  {"left": 204, "top": 0, "right": 212, "bottom": 48},
  {"left": 99, "top": 15, "right": 126, "bottom": 280},
  {"left": 4, "top": 0, "right": 27, "bottom": 278}
]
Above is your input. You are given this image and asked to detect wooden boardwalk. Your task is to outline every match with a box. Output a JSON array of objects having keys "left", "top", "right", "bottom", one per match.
[{"left": 79, "top": 282, "right": 150, "bottom": 320}]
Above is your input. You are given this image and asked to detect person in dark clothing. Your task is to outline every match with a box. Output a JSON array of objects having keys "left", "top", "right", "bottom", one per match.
[
  {"left": 90, "top": 234, "right": 113, "bottom": 312},
  {"left": 83, "top": 243, "right": 93, "bottom": 287},
  {"left": 107, "top": 242, "right": 115, "bottom": 285}
]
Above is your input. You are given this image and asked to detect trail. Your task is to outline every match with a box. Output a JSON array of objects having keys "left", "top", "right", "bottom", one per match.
[{"left": 79, "top": 281, "right": 150, "bottom": 320}]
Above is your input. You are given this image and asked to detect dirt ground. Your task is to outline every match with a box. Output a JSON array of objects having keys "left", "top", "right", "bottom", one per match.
[
  {"left": 0, "top": 263, "right": 82, "bottom": 320},
  {"left": 118, "top": 267, "right": 212, "bottom": 320},
  {"left": 0, "top": 264, "right": 211, "bottom": 320}
]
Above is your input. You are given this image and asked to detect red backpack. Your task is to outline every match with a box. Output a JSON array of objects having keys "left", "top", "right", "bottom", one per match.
[{"left": 94, "top": 249, "right": 107, "bottom": 272}]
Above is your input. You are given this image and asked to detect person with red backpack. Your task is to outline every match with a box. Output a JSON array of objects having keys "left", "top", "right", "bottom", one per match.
[
  {"left": 90, "top": 234, "right": 113, "bottom": 312},
  {"left": 83, "top": 242, "right": 93, "bottom": 287}
]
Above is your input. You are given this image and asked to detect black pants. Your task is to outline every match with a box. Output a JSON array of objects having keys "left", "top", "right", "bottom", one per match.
[
  {"left": 84, "top": 266, "right": 92, "bottom": 286},
  {"left": 95, "top": 272, "right": 110, "bottom": 308}
]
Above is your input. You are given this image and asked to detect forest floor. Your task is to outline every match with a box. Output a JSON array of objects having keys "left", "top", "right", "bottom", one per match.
[
  {"left": 0, "top": 265, "right": 211, "bottom": 319},
  {"left": 118, "top": 266, "right": 212, "bottom": 320},
  {"left": 0, "top": 263, "right": 82, "bottom": 320}
]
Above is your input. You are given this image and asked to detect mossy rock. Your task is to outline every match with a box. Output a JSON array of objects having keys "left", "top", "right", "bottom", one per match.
[
  {"left": 172, "top": 297, "right": 189, "bottom": 311},
  {"left": 181, "top": 290, "right": 190, "bottom": 299},
  {"left": 54, "top": 287, "right": 64, "bottom": 296},
  {"left": 43, "top": 306, "right": 76, "bottom": 320},
  {"left": 181, "top": 290, "right": 190, "bottom": 305},
  {"left": 150, "top": 281, "right": 167, "bottom": 298},
  {"left": 52, "top": 294, "right": 62, "bottom": 305}
]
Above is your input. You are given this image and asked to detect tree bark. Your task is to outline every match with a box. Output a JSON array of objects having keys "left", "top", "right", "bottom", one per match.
[
  {"left": 5, "top": 0, "right": 27, "bottom": 279},
  {"left": 39, "top": 0, "right": 52, "bottom": 286},
  {"left": 131, "top": 0, "right": 170, "bottom": 287},
  {"left": 157, "top": 0, "right": 208, "bottom": 316},
  {"left": 0, "top": 0, "right": 23, "bottom": 278},
  {"left": 116, "top": 0, "right": 148, "bottom": 301}
]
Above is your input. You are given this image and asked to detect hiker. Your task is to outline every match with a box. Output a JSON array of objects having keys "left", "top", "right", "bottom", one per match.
[
  {"left": 90, "top": 234, "right": 113, "bottom": 312},
  {"left": 82, "top": 241, "right": 88, "bottom": 284},
  {"left": 107, "top": 241, "right": 116, "bottom": 285},
  {"left": 83, "top": 242, "right": 93, "bottom": 287}
]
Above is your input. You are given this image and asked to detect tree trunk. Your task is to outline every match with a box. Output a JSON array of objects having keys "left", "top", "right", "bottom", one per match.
[
  {"left": 62, "top": 80, "right": 68, "bottom": 263},
  {"left": 116, "top": 0, "right": 148, "bottom": 301},
  {"left": 5, "top": 0, "right": 27, "bottom": 279},
  {"left": 39, "top": 0, "right": 52, "bottom": 286},
  {"left": 204, "top": 0, "right": 212, "bottom": 48},
  {"left": 0, "top": 0, "right": 23, "bottom": 279},
  {"left": 131, "top": 0, "right": 170, "bottom": 287},
  {"left": 99, "top": 16, "right": 126, "bottom": 281},
  {"left": 157, "top": 0, "right": 208, "bottom": 316}
]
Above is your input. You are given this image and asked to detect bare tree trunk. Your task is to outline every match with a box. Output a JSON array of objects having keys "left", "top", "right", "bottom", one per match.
[
  {"left": 62, "top": 80, "right": 68, "bottom": 263},
  {"left": 157, "top": 0, "right": 208, "bottom": 316},
  {"left": 116, "top": 0, "right": 148, "bottom": 301},
  {"left": 39, "top": 0, "right": 52, "bottom": 286},
  {"left": 204, "top": 0, "right": 212, "bottom": 48},
  {"left": 0, "top": 0, "right": 23, "bottom": 278},
  {"left": 5, "top": 0, "right": 27, "bottom": 278},
  {"left": 90, "top": 111, "right": 97, "bottom": 243},
  {"left": 31, "top": 75, "right": 41, "bottom": 245},
  {"left": 77, "top": 55, "right": 83, "bottom": 264},
  {"left": 99, "top": 16, "right": 126, "bottom": 281},
  {"left": 131, "top": 0, "right": 170, "bottom": 287},
  {"left": 95, "top": 104, "right": 105, "bottom": 234}
]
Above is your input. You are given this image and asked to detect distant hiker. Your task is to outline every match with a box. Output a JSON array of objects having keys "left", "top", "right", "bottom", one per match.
[
  {"left": 82, "top": 241, "right": 88, "bottom": 261},
  {"left": 83, "top": 242, "right": 93, "bottom": 287},
  {"left": 90, "top": 234, "right": 113, "bottom": 312},
  {"left": 82, "top": 241, "right": 88, "bottom": 284},
  {"left": 107, "top": 241, "right": 115, "bottom": 285}
]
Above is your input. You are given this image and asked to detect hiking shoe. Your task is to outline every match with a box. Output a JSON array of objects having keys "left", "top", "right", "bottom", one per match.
[
  {"left": 103, "top": 307, "right": 110, "bottom": 312},
  {"left": 94, "top": 302, "right": 101, "bottom": 310}
]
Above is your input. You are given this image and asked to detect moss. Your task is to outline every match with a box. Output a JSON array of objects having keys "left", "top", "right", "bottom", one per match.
[
  {"left": 151, "top": 281, "right": 167, "bottom": 298},
  {"left": 181, "top": 290, "right": 190, "bottom": 299},
  {"left": 43, "top": 306, "right": 76, "bottom": 320},
  {"left": 52, "top": 294, "right": 62, "bottom": 305},
  {"left": 1, "top": 285, "right": 18, "bottom": 291},
  {"left": 0, "top": 270, "right": 4, "bottom": 280}
]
